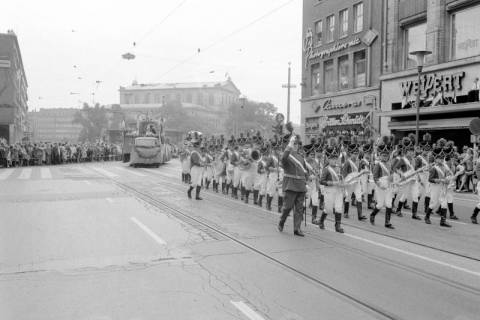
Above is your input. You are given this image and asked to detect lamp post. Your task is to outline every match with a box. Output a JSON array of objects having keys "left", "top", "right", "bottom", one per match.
[
  {"left": 237, "top": 94, "right": 247, "bottom": 136},
  {"left": 409, "top": 50, "right": 431, "bottom": 146}
]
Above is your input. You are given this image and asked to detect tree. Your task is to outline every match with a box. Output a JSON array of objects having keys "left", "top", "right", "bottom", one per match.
[
  {"left": 73, "top": 103, "right": 108, "bottom": 142},
  {"left": 225, "top": 100, "right": 277, "bottom": 137}
]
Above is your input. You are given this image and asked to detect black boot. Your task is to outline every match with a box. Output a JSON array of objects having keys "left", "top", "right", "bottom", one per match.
[
  {"left": 471, "top": 207, "right": 479, "bottom": 224},
  {"left": 221, "top": 182, "right": 226, "bottom": 194},
  {"left": 244, "top": 190, "right": 250, "bottom": 204},
  {"left": 319, "top": 213, "right": 327, "bottom": 230},
  {"left": 195, "top": 186, "right": 203, "bottom": 200},
  {"left": 278, "top": 196, "right": 283, "bottom": 213},
  {"left": 311, "top": 206, "right": 318, "bottom": 224},
  {"left": 435, "top": 206, "right": 441, "bottom": 215},
  {"left": 411, "top": 202, "right": 421, "bottom": 220},
  {"left": 392, "top": 194, "right": 397, "bottom": 209},
  {"left": 233, "top": 187, "right": 238, "bottom": 199},
  {"left": 440, "top": 208, "right": 451, "bottom": 227},
  {"left": 240, "top": 186, "right": 245, "bottom": 201},
  {"left": 266, "top": 195, "right": 272, "bottom": 211},
  {"left": 425, "top": 207, "right": 432, "bottom": 224},
  {"left": 344, "top": 202, "right": 350, "bottom": 219},
  {"left": 448, "top": 203, "right": 458, "bottom": 220},
  {"left": 370, "top": 207, "right": 379, "bottom": 225},
  {"left": 385, "top": 208, "right": 394, "bottom": 229},
  {"left": 351, "top": 193, "right": 356, "bottom": 206},
  {"left": 206, "top": 180, "right": 210, "bottom": 190},
  {"left": 187, "top": 186, "right": 194, "bottom": 199},
  {"left": 253, "top": 190, "right": 259, "bottom": 205},
  {"left": 335, "top": 212, "right": 344, "bottom": 233},
  {"left": 396, "top": 201, "right": 404, "bottom": 217},
  {"left": 357, "top": 202, "right": 366, "bottom": 221},
  {"left": 424, "top": 197, "right": 430, "bottom": 214},
  {"left": 367, "top": 194, "right": 373, "bottom": 209},
  {"left": 258, "top": 195, "right": 264, "bottom": 207},
  {"left": 182, "top": 173, "right": 185, "bottom": 183},
  {"left": 403, "top": 201, "right": 411, "bottom": 210}
]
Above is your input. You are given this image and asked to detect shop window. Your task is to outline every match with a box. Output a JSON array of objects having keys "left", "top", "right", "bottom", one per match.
[
  {"left": 315, "top": 20, "right": 323, "bottom": 45},
  {"left": 324, "top": 59, "right": 335, "bottom": 93},
  {"left": 452, "top": 4, "right": 480, "bottom": 60},
  {"left": 326, "top": 15, "right": 335, "bottom": 43},
  {"left": 404, "top": 22, "right": 427, "bottom": 69},
  {"left": 354, "top": 50, "right": 366, "bottom": 88},
  {"left": 311, "top": 63, "right": 321, "bottom": 95},
  {"left": 353, "top": 2, "right": 363, "bottom": 33},
  {"left": 339, "top": 9, "right": 348, "bottom": 38},
  {"left": 338, "top": 55, "right": 349, "bottom": 90}
]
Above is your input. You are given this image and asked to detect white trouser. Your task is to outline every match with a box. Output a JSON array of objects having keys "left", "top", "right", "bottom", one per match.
[
  {"left": 233, "top": 167, "right": 241, "bottom": 188},
  {"left": 345, "top": 181, "right": 362, "bottom": 203},
  {"left": 419, "top": 173, "right": 430, "bottom": 198},
  {"left": 397, "top": 181, "right": 417, "bottom": 202},
  {"left": 254, "top": 173, "right": 268, "bottom": 195},
  {"left": 226, "top": 164, "right": 234, "bottom": 184},
  {"left": 241, "top": 169, "right": 255, "bottom": 191},
  {"left": 204, "top": 166, "right": 214, "bottom": 181},
  {"left": 375, "top": 185, "right": 393, "bottom": 209},
  {"left": 267, "top": 172, "right": 283, "bottom": 197},
  {"left": 429, "top": 184, "right": 447, "bottom": 210},
  {"left": 190, "top": 166, "right": 203, "bottom": 187},
  {"left": 323, "top": 186, "right": 343, "bottom": 215},
  {"left": 181, "top": 159, "right": 190, "bottom": 174},
  {"left": 307, "top": 184, "right": 319, "bottom": 206}
]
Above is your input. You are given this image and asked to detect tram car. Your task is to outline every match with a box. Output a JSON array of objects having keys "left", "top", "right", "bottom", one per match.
[{"left": 124, "top": 117, "right": 172, "bottom": 168}]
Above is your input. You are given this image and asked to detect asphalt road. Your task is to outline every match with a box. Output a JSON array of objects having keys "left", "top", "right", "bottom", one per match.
[{"left": 0, "top": 161, "right": 479, "bottom": 320}]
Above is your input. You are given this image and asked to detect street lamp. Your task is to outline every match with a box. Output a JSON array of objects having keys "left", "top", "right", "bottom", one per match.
[
  {"left": 236, "top": 94, "right": 247, "bottom": 136},
  {"left": 409, "top": 50, "right": 431, "bottom": 146}
]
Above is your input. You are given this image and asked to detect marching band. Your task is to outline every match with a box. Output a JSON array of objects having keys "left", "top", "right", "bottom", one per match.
[{"left": 179, "top": 127, "right": 479, "bottom": 236}]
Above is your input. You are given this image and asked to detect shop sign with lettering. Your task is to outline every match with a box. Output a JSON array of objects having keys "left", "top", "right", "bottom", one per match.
[
  {"left": 399, "top": 71, "right": 465, "bottom": 99},
  {"left": 303, "top": 28, "right": 361, "bottom": 68},
  {"left": 313, "top": 99, "right": 362, "bottom": 113},
  {"left": 305, "top": 113, "right": 366, "bottom": 132}
]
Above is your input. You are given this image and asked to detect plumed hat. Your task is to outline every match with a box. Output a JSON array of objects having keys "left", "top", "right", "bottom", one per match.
[{"left": 325, "top": 137, "right": 340, "bottom": 159}]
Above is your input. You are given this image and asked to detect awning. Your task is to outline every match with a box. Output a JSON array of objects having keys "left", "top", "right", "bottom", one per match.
[
  {"left": 388, "top": 117, "right": 473, "bottom": 131},
  {"left": 379, "top": 102, "right": 480, "bottom": 118}
]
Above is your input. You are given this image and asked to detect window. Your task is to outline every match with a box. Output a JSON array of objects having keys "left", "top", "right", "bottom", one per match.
[
  {"left": 186, "top": 92, "right": 192, "bottom": 103},
  {"left": 452, "top": 4, "right": 480, "bottom": 60},
  {"left": 326, "top": 15, "right": 335, "bottom": 43},
  {"left": 315, "top": 20, "right": 323, "bottom": 44},
  {"left": 208, "top": 93, "right": 214, "bottom": 105},
  {"left": 338, "top": 55, "right": 349, "bottom": 90},
  {"left": 324, "top": 60, "right": 335, "bottom": 92},
  {"left": 405, "top": 22, "right": 427, "bottom": 68},
  {"left": 339, "top": 9, "right": 348, "bottom": 38},
  {"left": 354, "top": 50, "right": 366, "bottom": 87},
  {"left": 353, "top": 2, "right": 363, "bottom": 33},
  {"left": 311, "top": 63, "right": 321, "bottom": 95}
]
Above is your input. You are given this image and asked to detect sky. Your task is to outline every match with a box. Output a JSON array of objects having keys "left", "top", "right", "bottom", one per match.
[{"left": 1, "top": 0, "right": 303, "bottom": 124}]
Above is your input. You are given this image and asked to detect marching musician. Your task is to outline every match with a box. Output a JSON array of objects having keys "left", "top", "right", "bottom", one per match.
[
  {"left": 180, "top": 143, "right": 191, "bottom": 184},
  {"left": 442, "top": 141, "right": 459, "bottom": 220},
  {"left": 203, "top": 145, "right": 214, "bottom": 190},
  {"left": 370, "top": 136, "right": 395, "bottom": 229},
  {"left": 425, "top": 140, "right": 452, "bottom": 227},
  {"left": 392, "top": 136, "right": 417, "bottom": 218},
  {"left": 240, "top": 141, "right": 257, "bottom": 204},
  {"left": 265, "top": 148, "right": 281, "bottom": 211},
  {"left": 230, "top": 143, "right": 242, "bottom": 200},
  {"left": 254, "top": 144, "right": 269, "bottom": 207},
  {"left": 277, "top": 133, "right": 307, "bottom": 236},
  {"left": 187, "top": 132, "right": 204, "bottom": 201},
  {"left": 319, "top": 138, "right": 345, "bottom": 233},
  {"left": 359, "top": 140, "right": 375, "bottom": 210},
  {"left": 342, "top": 138, "right": 367, "bottom": 221}
]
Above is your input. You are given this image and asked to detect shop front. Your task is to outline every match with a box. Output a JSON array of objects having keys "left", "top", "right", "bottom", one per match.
[
  {"left": 302, "top": 89, "right": 379, "bottom": 142},
  {"left": 379, "top": 58, "right": 480, "bottom": 147}
]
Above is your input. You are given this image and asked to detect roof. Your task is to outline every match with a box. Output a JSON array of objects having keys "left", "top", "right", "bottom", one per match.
[{"left": 120, "top": 79, "right": 241, "bottom": 94}]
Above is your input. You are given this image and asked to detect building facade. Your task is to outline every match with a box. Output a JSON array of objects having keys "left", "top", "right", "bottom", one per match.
[
  {"left": 301, "top": 0, "right": 383, "bottom": 142},
  {"left": 28, "top": 108, "right": 82, "bottom": 143},
  {"left": 118, "top": 79, "right": 241, "bottom": 135},
  {"left": 380, "top": 0, "right": 480, "bottom": 147},
  {"left": 0, "top": 31, "right": 28, "bottom": 143}
]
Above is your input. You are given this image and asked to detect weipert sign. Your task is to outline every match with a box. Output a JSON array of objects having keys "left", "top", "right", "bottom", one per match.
[{"left": 400, "top": 71, "right": 465, "bottom": 99}]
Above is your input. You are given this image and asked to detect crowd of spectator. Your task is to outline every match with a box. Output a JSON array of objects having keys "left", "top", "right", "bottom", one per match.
[
  {"left": 454, "top": 146, "right": 480, "bottom": 193},
  {"left": 0, "top": 138, "right": 122, "bottom": 168}
]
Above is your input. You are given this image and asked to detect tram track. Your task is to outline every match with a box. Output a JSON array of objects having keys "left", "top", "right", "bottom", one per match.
[
  {"left": 146, "top": 172, "right": 480, "bottom": 263},
  {"left": 111, "top": 178, "right": 403, "bottom": 320}
]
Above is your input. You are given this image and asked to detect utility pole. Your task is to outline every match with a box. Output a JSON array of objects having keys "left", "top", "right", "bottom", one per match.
[{"left": 282, "top": 62, "right": 296, "bottom": 123}]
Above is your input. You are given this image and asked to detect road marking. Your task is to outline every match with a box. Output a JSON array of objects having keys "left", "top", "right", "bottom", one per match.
[
  {"left": 231, "top": 301, "right": 266, "bottom": 320},
  {"left": 344, "top": 233, "right": 480, "bottom": 278},
  {"left": 130, "top": 217, "right": 166, "bottom": 245},
  {"left": 0, "top": 169, "right": 15, "bottom": 180},
  {"left": 40, "top": 168, "right": 52, "bottom": 179},
  {"left": 106, "top": 197, "right": 114, "bottom": 203},
  {"left": 91, "top": 167, "right": 119, "bottom": 178},
  {"left": 114, "top": 166, "right": 147, "bottom": 177},
  {"left": 18, "top": 168, "right": 32, "bottom": 179}
]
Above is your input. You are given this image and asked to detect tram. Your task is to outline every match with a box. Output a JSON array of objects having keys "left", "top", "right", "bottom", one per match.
[{"left": 123, "top": 116, "right": 172, "bottom": 168}]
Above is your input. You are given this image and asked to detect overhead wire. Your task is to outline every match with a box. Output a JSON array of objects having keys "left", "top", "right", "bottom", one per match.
[{"left": 153, "top": 0, "right": 296, "bottom": 81}]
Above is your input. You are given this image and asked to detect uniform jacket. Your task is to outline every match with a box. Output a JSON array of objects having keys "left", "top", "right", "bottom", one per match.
[
  {"left": 281, "top": 148, "right": 307, "bottom": 192},
  {"left": 320, "top": 165, "right": 340, "bottom": 186},
  {"left": 428, "top": 165, "right": 445, "bottom": 184},
  {"left": 373, "top": 161, "right": 390, "bottom": 183}
]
